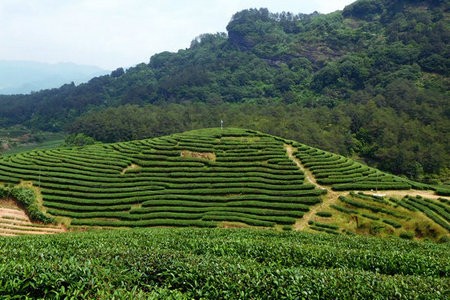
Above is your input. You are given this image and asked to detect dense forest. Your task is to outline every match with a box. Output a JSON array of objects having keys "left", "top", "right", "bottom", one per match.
[{"left": 0, "top": 0, "right": 448, "bottom": 183}]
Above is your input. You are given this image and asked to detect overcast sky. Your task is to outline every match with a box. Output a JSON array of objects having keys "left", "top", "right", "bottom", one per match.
[{"left": 0, "top": 0, "right": 355, "bottom": 70}]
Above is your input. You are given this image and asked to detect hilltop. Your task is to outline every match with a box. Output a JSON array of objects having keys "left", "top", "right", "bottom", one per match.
[
  {"left": 0, "top": 128, "right": 448, "bottom": 240},
  {"left": 0, "top": 0, "right": 448, "bottom": 183}
]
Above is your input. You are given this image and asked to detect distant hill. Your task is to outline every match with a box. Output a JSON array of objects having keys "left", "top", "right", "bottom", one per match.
[
  {"left": 0, "top": 60, "right": 107, "bottom": 95},
  {"left": 0, "top": 128, "right": 448, "bottom": 240},
  {"left": 0, "top": 0, "right": 448, "bottom": 182}
]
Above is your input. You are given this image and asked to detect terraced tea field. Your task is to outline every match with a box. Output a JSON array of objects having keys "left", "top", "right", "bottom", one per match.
[{"left": 0, "top": 128, "right": 448, "bottom": 240}]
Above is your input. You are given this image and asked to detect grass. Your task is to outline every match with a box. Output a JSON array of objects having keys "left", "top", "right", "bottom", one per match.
[
  {"left": 324, "top": 192, "right": 449, "bottom": 240},
  {"left": 1, "top": 132, "right": 65, "bottom": 156}
]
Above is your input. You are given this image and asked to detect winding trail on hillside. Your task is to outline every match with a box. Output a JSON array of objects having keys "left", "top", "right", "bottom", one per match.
[
  {"left": 285, "top": 144, "right": 444, "bottom": 231},
  {"left": 285, "top": 144, "right": 339, "bottom": 230}
]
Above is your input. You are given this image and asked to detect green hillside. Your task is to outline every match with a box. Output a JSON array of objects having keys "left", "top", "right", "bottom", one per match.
[
  {"left": 0, "top": 128, "right": 448, "bottom": 240},
  {"left": 0, "top": 0, "right": 448, "bottom": 182}
]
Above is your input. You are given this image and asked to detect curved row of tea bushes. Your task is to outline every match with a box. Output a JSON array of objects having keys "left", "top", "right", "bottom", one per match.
[
  {"left": 400, "top": 196, "right": 450, "bottom": 231},
  {"left": 350, "top": 192, "right": 390, "bottom": 205},
  {"left": 131, "top": 203, "right": 310, "bottom": 214},
  {"left": 308, "top": 220, "right": 339, "bottom": 232},
  {"left": 141, "top": 194, "right": 322, "bottom": 205},
  {"left": 332, "top": 182, "right": 412, "bottom": 190},
  {"left": 436, "top": 188, "right": 450, "bottom": 196},
  {"left": 291, "top": 142, "right": 416, "bottom": 190},
  {"left": 0, "top": 128, "right": 318, "bottom": 228},
  {"left": 338, "top": 196, "right": 406, "bottom": 219}
]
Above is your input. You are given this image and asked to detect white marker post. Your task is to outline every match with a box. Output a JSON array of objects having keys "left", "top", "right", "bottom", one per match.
[{"left": 221, "top": 119, "right": 223, "bottom": 130}]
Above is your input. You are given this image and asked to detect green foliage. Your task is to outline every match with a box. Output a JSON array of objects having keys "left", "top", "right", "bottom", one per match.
[
  {"left": 333, "top": 192, "right": 450, "bottom": 237},
  {"left": 1, "top": 228, "right": 448, "bottom": 298},
  {"left": 309, "top": 220, "right": 339, "bottom": 231},
  {"left": 436, "top": 188, "right": 450, "bottom": 196},
  {"left": 401, "top": 196, "right": 450, "bottom": 231},
  {"left": 338, "top": 195, "right": 406, "bottom": 219},
  {"left": 332, "top": 182, "right": 412, "bottom": 191},
  {"left": 0, "top": 1, "right": 448, "bottom": 182},
  {"left": 293, "top": 141, "right": 416, "bottom": 190},
  {"left": 399, "top": 231, "right": 414, "bottom": 240},
  {"left": 316, "top": 211, "right": 332, "bottom": 217},
  {"left": 64, "top": 133, "right": 96, "bottom": 146},
  {"left": 362, "top": 213, "right": 380, "bottom": 221},
  {"left": 330, "top": 204, "right": 358, "bottom": 214},
  {"left": 382, "top": 218, "right": 402, "bottom": 229},
  {"left": 0, "top": 186, "right": 54, "bottom": 224},
  {"left": 0, "top": 128, "right": 322, "bottom": 228}
]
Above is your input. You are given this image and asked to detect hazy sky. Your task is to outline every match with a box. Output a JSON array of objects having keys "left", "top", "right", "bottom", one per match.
[{"left": 0, "top": 0, "right": 355, "bottom": 70}]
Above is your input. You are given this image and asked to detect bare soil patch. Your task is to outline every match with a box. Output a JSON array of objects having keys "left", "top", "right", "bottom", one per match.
[
  {"left": 0, "top": 198, "right": 65, "bottom": 236},
  {"left": 121, "top": 163, "right": 141, "bottom": 175},
  {"left": 181, "top": 150, "right": 216, "bottom": 161}
]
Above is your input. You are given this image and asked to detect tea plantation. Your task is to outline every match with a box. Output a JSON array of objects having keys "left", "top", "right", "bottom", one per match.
[
  {"left": 0, "top": 128, "right": 323, "bottom": 229},
  {"left": 0, "top": 128, "right": 448, "bottom": 238},
  {"left": 1, "top": 128, "right": 449, "bottom": 298},
  {"left": 0, "top": 228, "right": 449, "bottom": 299}
]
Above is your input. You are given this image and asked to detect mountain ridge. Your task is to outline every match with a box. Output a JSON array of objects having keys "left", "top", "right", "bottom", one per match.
[{"left": 0, "top": 0, "right": 448, "bottom": 182}]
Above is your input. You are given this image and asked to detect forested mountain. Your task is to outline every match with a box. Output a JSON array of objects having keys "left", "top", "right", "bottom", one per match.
[{"left": 0, "top": 0, "right": 448, "bottom": 183}]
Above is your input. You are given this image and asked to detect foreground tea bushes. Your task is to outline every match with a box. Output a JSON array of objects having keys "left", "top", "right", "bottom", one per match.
[{"left": 0, "top": 228, "right": 448, "bottom": 299}]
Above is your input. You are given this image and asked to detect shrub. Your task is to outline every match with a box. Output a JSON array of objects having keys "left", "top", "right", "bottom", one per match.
[
  {"left": 5, "top": 186, "right": 54, "bottom": 224},
  {"left": 330, "top": 204, "right": 358, "bottom": 214},
  {"left": 436, "top": 188, "right": 450, "bottom": 196},
  {"left": 399, "top": 231, "right": 414, "bottom": 240},
  {"left": 282, "top": 225, "right": 292, "bottom": 231},
  {"left": 361, "top": 213, "right": 380, "bottom": 221},
  {"left": 332, "top": 182, "right": 411, "bottom": 191},
  {"left": 383, "top": 219, "right": 402, "bottom": 229},
  {"left": 339, "top": 196, "right": 406, "bottom": 219},
  {"left": 316, "top": 211, "right": 332, "bottom": 217},
  {"left": 309, "top": 225, "right": 339, "bottom": 235}
]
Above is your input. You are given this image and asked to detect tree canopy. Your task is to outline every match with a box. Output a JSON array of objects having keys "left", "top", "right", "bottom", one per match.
[{"left": 0, "top": 0, "right": 448, "bottom": 183}]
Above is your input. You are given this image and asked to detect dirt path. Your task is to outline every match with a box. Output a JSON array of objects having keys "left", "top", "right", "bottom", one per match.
[
  {"left": 285, "top": 145, "right": 320, "bottom": 187},
  {"left": 381, "top": 190, "right": 444, "bottom": 200},
  {"left": 284, "top": 144, "right": 445, "bottom": 231},
  {"left": 285, "top": 144, "right": 339, "bottom": 230}
]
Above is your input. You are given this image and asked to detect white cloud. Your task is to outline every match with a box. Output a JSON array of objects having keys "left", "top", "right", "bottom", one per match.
[{"left": 0, "top": 0, "right": 355, "bottom": 69}]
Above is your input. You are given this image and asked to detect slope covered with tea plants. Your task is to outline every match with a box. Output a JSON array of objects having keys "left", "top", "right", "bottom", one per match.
[
  {"left": 0, "top": 128, "right": 323, "bottom": 229},
  {"left": 0, "top": 128, "right": 448, "bottom": 240}
]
